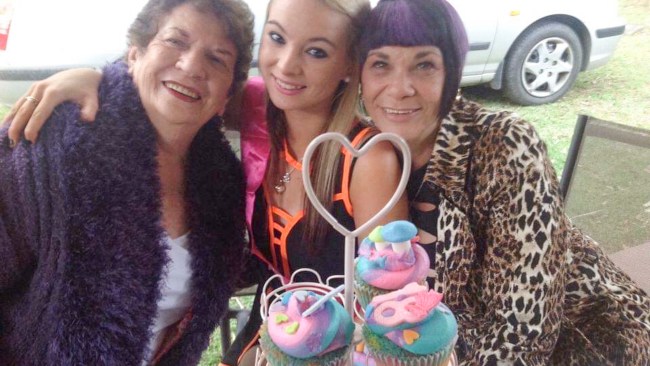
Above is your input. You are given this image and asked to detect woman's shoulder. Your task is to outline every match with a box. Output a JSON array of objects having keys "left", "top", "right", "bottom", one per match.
[
  {"left": 98, "top": 62, "right": 146, "bottom": 118},
  {"left": 244, "top": 76, "right": 266, "bottom": 95},
  {"left": 241, "top": 76, "right": 267, "bottom": 119},
  {"left": 451, "top": 97, "right": 531, "bottom": 129},
  {"left": 239, "top": 76, "right": 268, "bottom": 137},
  {"left": 49, "top": 62, "right": 156, "bottom": 159},
  {"left": 93, "top": 62, "right": 153, "bottom": 136},
  {"left": 345, "top": 123, "right": 404, "bottom": 212},
  {"left": 347, "top": 123, "right": 398, "bottom": 165},
  {"left": 449, "top": 97, "right": 543, "bottom": 150}
]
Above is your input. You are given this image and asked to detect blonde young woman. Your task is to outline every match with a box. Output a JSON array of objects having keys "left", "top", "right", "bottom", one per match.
[
  {"left": 3, "top": 0, "right": 409, "bottom": 364},
  {"left": 225, "top": 0, "right": 407, "bottom": 363}
]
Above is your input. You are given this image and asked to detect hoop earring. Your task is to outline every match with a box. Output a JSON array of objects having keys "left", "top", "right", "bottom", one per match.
[{"left": 357, "top": 84, "right": 373, "bottom": 126}]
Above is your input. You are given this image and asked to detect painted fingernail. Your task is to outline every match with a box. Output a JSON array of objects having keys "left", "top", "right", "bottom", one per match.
[{"left": 8, "top": 138, "right": 15, "bottom": 148}]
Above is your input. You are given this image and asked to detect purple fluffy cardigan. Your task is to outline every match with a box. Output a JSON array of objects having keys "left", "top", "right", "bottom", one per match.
[{"left": 0, "top": 62, "right": 246, "bottom": 365}]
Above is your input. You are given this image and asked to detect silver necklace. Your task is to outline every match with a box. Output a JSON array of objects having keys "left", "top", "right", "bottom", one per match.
[
  {"left": 274, "top": 164, "right": 299, "bottom": 193},
  {"left": 274, "top": 143, "right": 303, "bottom": 194}
]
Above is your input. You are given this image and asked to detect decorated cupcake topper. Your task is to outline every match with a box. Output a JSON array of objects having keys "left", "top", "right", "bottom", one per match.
[
  {"left": 368, "top": 282, "right": 443, "bottom": 327},
  {"left": 260, "top": 268, "right": 344, "bottom": 322},
  {"left": 302, "top": 284, "right": 345, "bottom": 317},
  {"left": 372, "top": 220, "right": 419, "bottom": 255},
  {"left": 265, "top": 280, "right": 354, "bottom": 360}
]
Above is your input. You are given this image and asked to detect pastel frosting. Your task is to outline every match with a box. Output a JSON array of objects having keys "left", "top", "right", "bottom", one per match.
[
  {"left": 267, "top": 290, "right": 354, "bottom": 359},
  {"left": 356, "top": 220, "right": 430, "bottom": 290},
  {"left": 364, "top": 282, "right": 457, "bottom": 355}
]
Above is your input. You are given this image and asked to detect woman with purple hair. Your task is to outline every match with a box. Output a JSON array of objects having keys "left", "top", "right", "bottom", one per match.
[{"left": 357, "top": 0, "right": 649, "bottom": 364}]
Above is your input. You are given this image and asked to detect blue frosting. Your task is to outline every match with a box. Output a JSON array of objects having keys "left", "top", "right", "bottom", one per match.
[
  {"left": 366, "top": 303, "right": 457, "bottom": 355},
  {"left": 318, "top": 301, "right": 343, "bottom": 353},
  {"left": 381, "top": 221, "right": 418, "bottom": 242},
  {"left": 331, "top": 299, "right": 355, "bottom": 344},
  {"left": 356, "top": 254, "right": 388, "bottom": 274},
  {"left": 310, "top": 295, "right": 353, "bottom": 356}
]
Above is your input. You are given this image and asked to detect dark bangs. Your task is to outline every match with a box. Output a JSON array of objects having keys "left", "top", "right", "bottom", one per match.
[{"left": 360, "top": 0, "right": 445, "bottom": 59}]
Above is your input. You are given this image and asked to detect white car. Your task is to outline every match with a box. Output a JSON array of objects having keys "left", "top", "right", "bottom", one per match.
[
  {"left": 449, "top": 0, "right": 626, "bottom": 105},
  {"left": 0, "top": 0, "right": 625, "bottom": 106}
]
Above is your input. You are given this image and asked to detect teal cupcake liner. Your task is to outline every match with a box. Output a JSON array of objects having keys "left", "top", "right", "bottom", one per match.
[
  {"left": 354, "top": 279, "right": 390, "bottom": 310},
  {"left": 369, "top": 340, "right": 455, "bottom": 366},
  {"left": 259, "top": 323, "right": 352, "bottom": 366},
  {"left": 363, "top": 325, "right": 458, "bottom": 366}
]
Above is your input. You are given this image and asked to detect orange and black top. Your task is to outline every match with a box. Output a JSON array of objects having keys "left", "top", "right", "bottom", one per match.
[
  {"left": 252, "top": 126, "right": 374, "bottom": 281},
  {"left": 221, "top": 124, "right": 375, "bottom": 365}
]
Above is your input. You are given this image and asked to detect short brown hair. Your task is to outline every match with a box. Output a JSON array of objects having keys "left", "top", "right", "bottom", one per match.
[{"left": 127, "top": 0, "right": 254, "bottom": 96}]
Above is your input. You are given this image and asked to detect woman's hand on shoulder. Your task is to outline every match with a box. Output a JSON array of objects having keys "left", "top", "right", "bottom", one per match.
[
  {"left": 3, "top": 68, "right": 103, "bottom": 145},
  {"left": 349, "top": 139, "right": 409, "bottom": 238}
]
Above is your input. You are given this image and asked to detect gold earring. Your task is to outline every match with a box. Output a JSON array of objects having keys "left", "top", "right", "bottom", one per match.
[{"left": 357, "top": 84, "right": 373, "bottom": 125}]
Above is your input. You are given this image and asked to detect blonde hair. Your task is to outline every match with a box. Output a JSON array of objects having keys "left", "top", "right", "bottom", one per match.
[{"left": 265, "top": 0, "right": 371, "bottom": 247}]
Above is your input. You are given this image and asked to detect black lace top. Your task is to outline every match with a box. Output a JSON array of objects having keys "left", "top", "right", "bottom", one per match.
[{"left": 407, "top": 162, "right": 441, "bottom": 285}]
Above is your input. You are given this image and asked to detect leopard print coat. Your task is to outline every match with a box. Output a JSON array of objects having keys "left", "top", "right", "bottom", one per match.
[{"left": 421, "top": 97, "right": 650, "bottom": 365}]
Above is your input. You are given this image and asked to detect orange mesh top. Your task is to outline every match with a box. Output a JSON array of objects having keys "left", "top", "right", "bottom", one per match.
[{"left": 263, "top": 127, "right": 373, "bottom": 277}]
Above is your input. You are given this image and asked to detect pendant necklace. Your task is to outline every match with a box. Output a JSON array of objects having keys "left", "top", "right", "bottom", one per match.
[{"left": 274, "top": 141, "right": 303, "bottom": 194}]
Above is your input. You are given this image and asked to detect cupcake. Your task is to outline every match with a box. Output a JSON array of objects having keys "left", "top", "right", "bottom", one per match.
[
  {"left": 355, "top": 220, "right": 430, "bottom": 308},
  {"left": 362, "top": 282, "right": 458, "bottom": 366},
  {"left": 259, "top": 289, "right": 355, "bottom": 365}
]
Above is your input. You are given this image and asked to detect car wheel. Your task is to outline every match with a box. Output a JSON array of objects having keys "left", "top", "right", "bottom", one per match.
[{"left": 503, "top": 22, "right": 583, "bottom": 105}]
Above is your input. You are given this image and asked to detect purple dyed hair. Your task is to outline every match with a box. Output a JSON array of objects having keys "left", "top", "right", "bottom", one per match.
[{"left": 360, "top": 0, "right": 469, "bottom": 119}]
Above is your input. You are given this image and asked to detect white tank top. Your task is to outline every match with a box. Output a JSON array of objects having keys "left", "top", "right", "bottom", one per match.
[{"left": 142, "top": 232, "right": 193, "bottom": 364}]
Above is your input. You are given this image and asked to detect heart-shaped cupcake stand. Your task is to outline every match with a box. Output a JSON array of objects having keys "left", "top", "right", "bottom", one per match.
[
  {"left": 301, "top": 132, "right": 412, "bottom": 317},
  {"left": 254, "top": 132, "right": 457, "bottom": 365}
]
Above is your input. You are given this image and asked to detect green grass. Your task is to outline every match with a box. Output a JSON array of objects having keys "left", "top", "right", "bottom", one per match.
[
  {"left": 0, "top": 105, "right": 9, "bottom": 119},
  {"left": 199, "top": 296, "right": 255, "bottom": 366},
  {"left": 564, "top": 136, "right": 650, "bottom": 252}
]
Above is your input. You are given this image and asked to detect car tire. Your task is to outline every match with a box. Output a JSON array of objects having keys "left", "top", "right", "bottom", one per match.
[{"left": 503, "top": 22, "right": 583, "bottom": 105}]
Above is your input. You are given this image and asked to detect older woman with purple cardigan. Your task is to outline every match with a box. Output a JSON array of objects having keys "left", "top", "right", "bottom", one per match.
[{"left": 0, "top": 0, "right": 253, "bottom": 364}]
